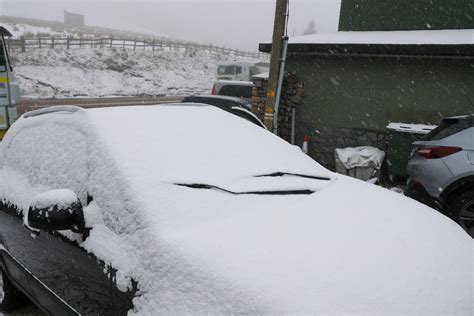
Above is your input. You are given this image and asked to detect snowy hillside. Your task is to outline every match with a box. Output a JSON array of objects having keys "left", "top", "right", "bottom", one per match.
[
  {"left": 2, "top": 22, "right": 80, "bottom": 38},
  {"left": 2, "top": 20, "right": 263, "bottom": 99},
  {"left": 12, "top": 48, "right": 248, "bottom": 99}
]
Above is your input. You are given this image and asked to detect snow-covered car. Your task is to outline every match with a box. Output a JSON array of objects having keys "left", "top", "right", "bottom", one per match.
[{"left": 0, "top": 105, "right": 472, "bottom": 315}]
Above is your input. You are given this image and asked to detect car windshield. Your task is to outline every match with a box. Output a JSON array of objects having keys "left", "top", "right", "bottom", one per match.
[{"left": 86, "top": 106, "right": 331, "bottom": 185}]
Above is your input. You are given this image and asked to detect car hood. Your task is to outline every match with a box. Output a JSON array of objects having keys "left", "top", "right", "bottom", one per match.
[
  {"left": 125, "top": 176, "right": 469, "bottom": 315},
  {"left": 82, "top": 106, "right": 472, "bottom": 314}
]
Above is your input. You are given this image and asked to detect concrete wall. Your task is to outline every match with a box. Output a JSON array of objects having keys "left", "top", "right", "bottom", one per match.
[
  {"left": 339, "top": 0, "right": 474, "bottom": 31},
  {"left": 288, "top": 55, "right": 474, "bottom": 169}
]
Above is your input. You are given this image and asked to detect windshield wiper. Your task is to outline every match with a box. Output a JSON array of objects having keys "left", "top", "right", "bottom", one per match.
[
  {"left": 174, "top": 183, "right": 314, "bottom": 195},
  {"left": 254, "top": 172, "right": 331, "bottom": 181}
]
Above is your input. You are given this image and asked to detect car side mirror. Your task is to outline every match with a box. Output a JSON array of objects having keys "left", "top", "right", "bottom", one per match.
[{"left": 27, "top": 189, "right": 86, "bottom": 233}]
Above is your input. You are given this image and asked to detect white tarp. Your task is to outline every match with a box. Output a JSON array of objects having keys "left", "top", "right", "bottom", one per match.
[{"left": 335, "top": 146, "right": 385, "bottom": 170}]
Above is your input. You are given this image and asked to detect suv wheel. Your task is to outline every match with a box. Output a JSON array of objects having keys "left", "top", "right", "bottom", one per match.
[
  {"left": 0, "top": 269, "right": 29, "bottom": 311},
  {"left": 451, "top": 190, "right": 474, "bottom": 237}
]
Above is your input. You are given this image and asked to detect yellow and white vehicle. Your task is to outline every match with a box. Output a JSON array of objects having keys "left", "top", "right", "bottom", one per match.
[{"left": 0, "top": 26, "right": 20, "bottom": 140}]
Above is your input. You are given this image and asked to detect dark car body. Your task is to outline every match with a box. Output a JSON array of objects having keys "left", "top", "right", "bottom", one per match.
[
  {"left": 181, "top": 95, "right": 265, "bottom": 129},
  {"left": 0, "top": 204, "right": 136, "bottom": 315}
]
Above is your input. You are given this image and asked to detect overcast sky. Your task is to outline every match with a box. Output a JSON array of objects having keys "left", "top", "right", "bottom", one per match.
[{"left": 0, "top": 0, "right": 342, "bottom": 51}]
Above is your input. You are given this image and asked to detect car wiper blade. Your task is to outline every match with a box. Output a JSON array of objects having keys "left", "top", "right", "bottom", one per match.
[
  {"left": 254, "top": 172, "right": 331, "bottom": 181},
  {"left": 174, "top": 183, "right": 314, "bottom": 195}
]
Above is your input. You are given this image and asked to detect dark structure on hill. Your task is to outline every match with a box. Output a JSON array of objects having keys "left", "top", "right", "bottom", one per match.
[
  {"left": 64, "top": 11, "right": 85, "bottom": 28},
  {"left": 259, "top": 0, "right": 474, "bottom": 172}
]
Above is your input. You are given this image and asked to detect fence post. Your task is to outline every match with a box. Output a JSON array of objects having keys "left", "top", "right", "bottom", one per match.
[
  {"left": 152, "top": 39, "right": 155, "bottom": 52},
  {"left": 38, "top": 37, "right": 42, "bottom": 49},
  {"left": 109, "top": 36, "right": 113, "bottom": 48},
  {"left": 51, "top": 36, "right": 55, "bottom": 49},
  {"left": 133, "top": 38, "right": 137, "bottom": 51},
  {"left": 79, "top": 37, "right": 82, "bottom": 48}
]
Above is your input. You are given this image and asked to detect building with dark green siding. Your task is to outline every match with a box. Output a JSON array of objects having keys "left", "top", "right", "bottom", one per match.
[{"left": 259, "top": 1, "right": 474, "bottom": 172}]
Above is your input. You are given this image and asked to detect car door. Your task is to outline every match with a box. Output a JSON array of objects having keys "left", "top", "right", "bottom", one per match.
[{"left": 0, "top": 117, "right": 135, "bottom": 314}]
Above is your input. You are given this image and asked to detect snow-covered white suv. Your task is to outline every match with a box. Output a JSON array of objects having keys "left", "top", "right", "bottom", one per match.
[
  {"left": 406, "top": 115, "right": 474, "bottom": 236},
  {"left": 0, "top": 105, "right": 471, "bottom": 315}
]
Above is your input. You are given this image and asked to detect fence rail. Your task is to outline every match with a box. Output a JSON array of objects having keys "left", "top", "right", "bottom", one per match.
[{"left": 6, "top": 36, "right": 269, "bottom": 60}]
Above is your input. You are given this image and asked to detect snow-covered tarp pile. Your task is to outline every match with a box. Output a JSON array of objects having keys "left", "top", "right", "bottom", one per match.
[
  {"left": 0, "top": 105, "right": 472, "bottom": 314},
  {"left": 335, "top": 146, "right": 385, "bottom": 170},
  {"left": 335, "top": 146, "right": 385, "bottom": 182},
  {"left": 12, "top": 48, "right": 246, "bottom": 99}
]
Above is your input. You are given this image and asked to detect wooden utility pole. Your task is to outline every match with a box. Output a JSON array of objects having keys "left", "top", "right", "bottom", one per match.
[{"left": 265, "top": 0, "right": 288, "bottom": 131}]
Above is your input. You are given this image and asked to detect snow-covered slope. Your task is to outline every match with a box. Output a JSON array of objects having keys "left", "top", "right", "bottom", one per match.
[{"left": 12, "top": 48, "right": 244, "bottom": 99}]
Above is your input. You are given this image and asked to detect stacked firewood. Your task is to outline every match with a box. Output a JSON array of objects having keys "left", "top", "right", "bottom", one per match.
[
  {"left": 251, "top": 72, "right": 305, "bottom": 142},
  {"left": 250, "top": 76, "right": 268, "bottom": 122}
]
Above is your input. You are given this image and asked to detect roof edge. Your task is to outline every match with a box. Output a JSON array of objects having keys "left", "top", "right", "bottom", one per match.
[{"left": 259, "top": 43, "right": 474, "bottom": 57}]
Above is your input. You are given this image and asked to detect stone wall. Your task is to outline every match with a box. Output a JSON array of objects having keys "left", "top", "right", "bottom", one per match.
[{"left": 252, "top": 73, "right": 305, "bottom": 143}]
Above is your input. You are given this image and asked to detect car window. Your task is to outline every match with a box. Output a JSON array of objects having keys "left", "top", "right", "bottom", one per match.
[
  {"left": 2, "top": 122, "right": 88, "bottom": 204},
  {"left": 218, "top": 85, "right": 252, "bottom": 99},
  {"left": 423, "top": 117, "right": 473, "bottom": 141},
  {"left": 236, "top": 66, "right": 242, "bottom": 74}
]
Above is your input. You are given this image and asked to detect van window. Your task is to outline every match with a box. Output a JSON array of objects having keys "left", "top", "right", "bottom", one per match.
[
  {"left": 218, "top": 65, "right": 235, "bottom": 75},
  {"left": 236, "top": 66, "right": 242, "bottom": 74}
]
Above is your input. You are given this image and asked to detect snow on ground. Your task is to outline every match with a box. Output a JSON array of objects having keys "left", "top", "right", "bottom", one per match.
[
  {"left": 2, "top": 23, "right": 80, "bottom": 38},
  {"left": 12, "top": 48, "right": 245, "bottom": 98},
  {"left": 0, "top": 106, "right": 471, "bottom": 314}
]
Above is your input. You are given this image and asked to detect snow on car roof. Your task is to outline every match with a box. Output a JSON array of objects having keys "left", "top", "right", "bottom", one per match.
[{"left": 288, "top": 29, "right": 474, "bottom": 45}]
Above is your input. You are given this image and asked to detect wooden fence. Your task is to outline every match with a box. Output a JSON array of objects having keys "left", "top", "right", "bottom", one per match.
[{"left": 5, "top": 36, "right": 269, "bottom": 60}]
